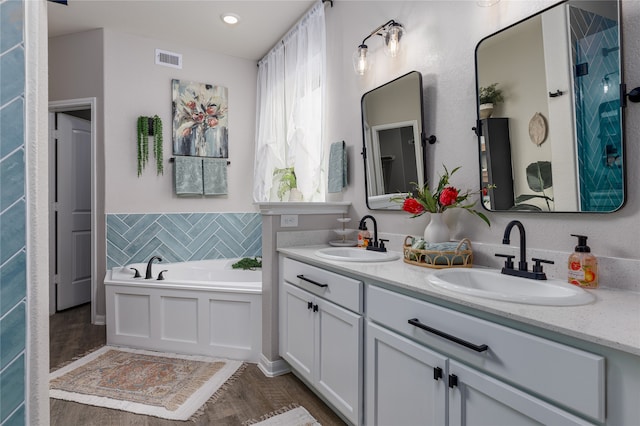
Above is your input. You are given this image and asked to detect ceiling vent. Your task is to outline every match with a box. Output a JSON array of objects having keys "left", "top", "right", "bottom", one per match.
[{"left": 155, "top": 49, "right": 182, "bottom": 69}]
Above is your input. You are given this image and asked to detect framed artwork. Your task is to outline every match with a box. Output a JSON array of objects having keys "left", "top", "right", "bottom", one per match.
[{"left": 172, "top": 79, "right": 228, "bottom": 157}]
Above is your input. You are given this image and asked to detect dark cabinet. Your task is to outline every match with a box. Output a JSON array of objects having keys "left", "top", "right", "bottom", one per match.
[{"left": 480, "top": 118, "right": 514, "bottom": 210}]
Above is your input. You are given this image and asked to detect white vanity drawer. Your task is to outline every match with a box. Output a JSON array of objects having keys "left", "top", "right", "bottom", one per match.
[
  {"left": 367, "top": 285, "right": 605, "bottom": 422},
  {"left": 282, "top": 257, "right": 363, "bottom": 313}
]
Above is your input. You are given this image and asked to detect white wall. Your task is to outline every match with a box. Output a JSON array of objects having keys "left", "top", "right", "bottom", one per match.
[
  {"left": 103, "top": 29, "right": 258, "bottom": 213},
  {"left": 325, "top": 0, "right": 639, "bottom": 260}
]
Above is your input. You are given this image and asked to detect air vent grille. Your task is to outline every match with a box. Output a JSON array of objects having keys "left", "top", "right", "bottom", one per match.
[{"left": 155, "top": 49, "right": 182, "bottom": 69}]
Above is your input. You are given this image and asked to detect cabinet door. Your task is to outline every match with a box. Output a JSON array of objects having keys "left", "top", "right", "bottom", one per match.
[
  {"left": 281, "top": 282, "right": 315, "bottom": 383},
  {"left": 316, "top": 298, "right": 363, "bottom": 425},
  {"left": 366, "top": 322, "right": 447, "bottom": 426},
  {"left": 448, "top": 361, "right": 595, "bottom": 426}
]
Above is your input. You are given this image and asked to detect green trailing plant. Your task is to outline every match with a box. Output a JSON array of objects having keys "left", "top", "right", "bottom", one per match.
[
  {"left": 152, "top": 115, "right": 163, "bottom": 175},
  {"left": 137, "top": 115, "right": 164, "bottom": 176},
  {"left": 478, "top": 83, "right": 504, "bottom": 105}
]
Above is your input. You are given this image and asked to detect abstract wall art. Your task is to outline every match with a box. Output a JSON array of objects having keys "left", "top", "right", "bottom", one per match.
[{"left": 172, "top": 79, "right": 228, "bottom": 157}]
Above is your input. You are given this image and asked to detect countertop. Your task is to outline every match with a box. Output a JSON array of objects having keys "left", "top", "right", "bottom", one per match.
[{"left": 278, "top": 245, "right": 640, "bottom": 357}]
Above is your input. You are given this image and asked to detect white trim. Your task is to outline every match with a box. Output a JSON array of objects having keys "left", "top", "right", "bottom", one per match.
[
  {"left": 24, "top": 1, "right": 50, "bottom": 424},
  {"left": 257, "top": 202, "right": 350, "bottom": 215},
  {"left": 94, "top": 314, "right": 106, "bottom": 326},
  {"left": 49, "top": 98, "right": 98, "bottom": 325},
  {"left": 257, "top": 354, "right": 291, "bottom": 377}
]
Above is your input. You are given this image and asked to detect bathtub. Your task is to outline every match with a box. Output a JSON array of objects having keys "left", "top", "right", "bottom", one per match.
[{"left": 104, "top": 258, "right": 262, "bottom": 362}]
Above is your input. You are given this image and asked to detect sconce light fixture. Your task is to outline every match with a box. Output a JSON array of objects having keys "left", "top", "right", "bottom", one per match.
[{"left": 353, "top": 19, "right": 404, "bottom": 75}]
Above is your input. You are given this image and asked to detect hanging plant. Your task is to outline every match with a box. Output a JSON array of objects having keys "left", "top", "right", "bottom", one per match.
[
  {"left": 137, "top": 115, "right": 164, "bottom": 176},
  {"left": 152, "top": 115, "right": 163, "bottom": 175}
]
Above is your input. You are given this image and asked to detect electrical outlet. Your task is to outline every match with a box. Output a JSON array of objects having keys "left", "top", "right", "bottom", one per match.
[{"left": 281, "top": 214, "right": 299, "bottom": 228}]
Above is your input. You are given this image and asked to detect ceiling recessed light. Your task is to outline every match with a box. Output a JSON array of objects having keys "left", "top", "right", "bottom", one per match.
[{"left": 221, "top": 13, "right": 240, "bottom": 25}]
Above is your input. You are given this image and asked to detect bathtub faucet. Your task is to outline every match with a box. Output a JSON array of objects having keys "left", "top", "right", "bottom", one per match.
[{"left": 145, "top": 256, "right": 162, "bottom": 279}]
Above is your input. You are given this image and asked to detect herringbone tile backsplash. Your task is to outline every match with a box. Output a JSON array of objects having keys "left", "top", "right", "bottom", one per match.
[{"left": 106, "top": 213, "right": 262, "bottom": 269}]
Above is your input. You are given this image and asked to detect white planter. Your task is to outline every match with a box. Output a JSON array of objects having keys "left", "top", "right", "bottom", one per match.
[{"left": 479, "top": 103, "right": 494, "bottom": 119}]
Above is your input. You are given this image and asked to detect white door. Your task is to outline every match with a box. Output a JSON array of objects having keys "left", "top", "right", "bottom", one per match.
[
  {"left": 316, "top": 298, "right": 362, "bottom": 425},
  {"left": 448, "top": 361, "right": 594, "bottom": 426},
  {"left": 55, "top": 113, "right": 92, "bottom": 310},
  {"left": 281, "top": 282, "right": 315, "bottom": 382},
  {"left": 366, "top": 321, "right": 447, "bottom": 426}
]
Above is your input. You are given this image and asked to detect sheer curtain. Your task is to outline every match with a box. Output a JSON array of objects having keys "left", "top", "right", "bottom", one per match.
[{"left": 253, "top": 1, "right": 326, "bottom": 202}]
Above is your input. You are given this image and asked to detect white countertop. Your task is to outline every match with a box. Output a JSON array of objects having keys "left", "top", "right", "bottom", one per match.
[{"left": 278, "top": 245, "right": 640, "bottom": 357}]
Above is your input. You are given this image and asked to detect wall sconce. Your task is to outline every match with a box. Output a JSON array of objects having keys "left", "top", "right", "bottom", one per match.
[{"left": 353, "top": 19, "right": 404, "bottom": 75}]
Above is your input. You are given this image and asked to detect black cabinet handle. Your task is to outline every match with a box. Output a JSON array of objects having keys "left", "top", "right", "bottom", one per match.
[
  {"left": 307, "top": 301, "right": 313, "bottom": 310},
  {"left": 449, "top": 374, "right": 458, "bottom": 388},
  {"left": 313, "top": 304, "right": 319, "bottom": 312},
  {"left": 296, "top": 274, "right": 328, "bottom": 288},
  {"left": 408, "top": 318, "right": 489, "bottom": 353},
  {"left": 549, "top": 90, "right": 564, "bottom": 97},
  {"left": 433, "top": 366, "right": 443, "bottom": 381}
]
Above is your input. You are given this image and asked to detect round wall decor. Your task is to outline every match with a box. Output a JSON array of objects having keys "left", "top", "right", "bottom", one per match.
[{"left": 528, "top": 112, "right": 547, "bottom": 146}]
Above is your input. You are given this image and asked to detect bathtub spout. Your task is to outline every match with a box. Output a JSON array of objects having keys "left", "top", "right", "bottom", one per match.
[{"left": 145, "top": 256, "right": 162, "bottom": 279}]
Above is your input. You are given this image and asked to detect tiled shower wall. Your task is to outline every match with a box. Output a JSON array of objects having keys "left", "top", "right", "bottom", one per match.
[
  {"left": 0, "top": 0, "right": 27, "bottom": 424},
  {"left": 106, "top": 213, "right": 262, "bottom": 269}
]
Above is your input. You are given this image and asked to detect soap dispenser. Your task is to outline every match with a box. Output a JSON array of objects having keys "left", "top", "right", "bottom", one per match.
[
  {"left": 357, "top": 223, "right": 370, "bottom": 248},
  {"left": 568, "top": 234, "right": 598, "bottom": 288}
]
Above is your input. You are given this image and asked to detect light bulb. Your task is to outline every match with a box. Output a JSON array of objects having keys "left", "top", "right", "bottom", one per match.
[
  {"left": 602, "top": 76, "right": 610, "bottom": 94},
  {"left": 353, "top": 45, "right": 370, "bottom": 75},
  {"left": 384, "top": 24, "right": 403, "bottom": 57}
]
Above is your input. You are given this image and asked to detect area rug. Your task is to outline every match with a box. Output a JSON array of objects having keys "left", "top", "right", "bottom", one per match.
[
  {"left": 244, "top": 404, "right": 321, "bottom": 426},
  {"left": 50, "top": 346, "right": 244, "bottom": 421}
]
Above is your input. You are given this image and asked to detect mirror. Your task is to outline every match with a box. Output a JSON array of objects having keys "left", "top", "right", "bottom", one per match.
[
  {"left": 362, "top": 71, "right": 426, "bottom": 210},
  {"left": 476, "top": 0, "right": 624, "bottom": 212}
]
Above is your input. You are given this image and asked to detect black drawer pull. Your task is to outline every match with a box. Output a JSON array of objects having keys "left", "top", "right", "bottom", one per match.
[
  {"left": 408, "top": 318, "right": 489, "bottom": 353},
  {"left": 296, "top": 274, "right": 328, "bottom": 288}
]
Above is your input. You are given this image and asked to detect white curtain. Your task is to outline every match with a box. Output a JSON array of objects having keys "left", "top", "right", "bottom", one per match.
[{"left": 253, "top": 1, "right": 326, "bottom": 202}]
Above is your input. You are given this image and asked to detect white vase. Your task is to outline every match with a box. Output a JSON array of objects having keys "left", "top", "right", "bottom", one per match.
[
  {"left": 479, "top": 103, "right": 494, "bottom": 119},
  {"left": 424, "top": 213, "right": 450, "bottom": 243}
]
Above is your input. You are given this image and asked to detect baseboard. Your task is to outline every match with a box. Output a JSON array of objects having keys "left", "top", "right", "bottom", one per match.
[
  {"left": 257, "top": 354, "right": 290, "bottom": 377},
  {"left": 93, "top": 314, "right": 106, "bottom": 326}
]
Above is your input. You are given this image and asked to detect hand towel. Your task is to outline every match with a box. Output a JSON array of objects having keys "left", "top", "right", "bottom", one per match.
[
  {"left": 174, "top": 156, "right": 203, "bottom": 196},
  {"left": 328, "top": 141, "right": 347, "bottom": 193},
  {"left": 203, "top": 158, "right": 228, "bottom": 195}
]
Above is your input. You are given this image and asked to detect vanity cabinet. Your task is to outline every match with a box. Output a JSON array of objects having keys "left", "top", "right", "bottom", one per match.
[
  {"left": 279, "top": 257, "right": 363, "bottom": 425},
  {"left": 366, "top": 285, "right": 604, "bottom": 426}
]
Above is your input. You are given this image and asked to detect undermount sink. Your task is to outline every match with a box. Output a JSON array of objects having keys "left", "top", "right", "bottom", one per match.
[
  {"left": 315, "top": 247, "right": 401, "bottom": 263},
  {"left": 428, "top": 268, "right": 594, "bottom": 306}
]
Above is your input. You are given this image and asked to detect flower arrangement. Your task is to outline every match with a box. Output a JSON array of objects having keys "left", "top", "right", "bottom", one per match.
[{"left": 399, "top": 165, "right": 491, "bottom": 226}]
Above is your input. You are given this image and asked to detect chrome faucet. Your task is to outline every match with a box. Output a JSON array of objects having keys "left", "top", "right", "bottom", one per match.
[
  {"left": 145, "top": 256, "right": 162, "bottom": 279},
  {"left": 359, "top": 215, "right": 388, "bottom": 252},
  {"left": 496, "top": 220, "right": 553, "bottom": 280}
]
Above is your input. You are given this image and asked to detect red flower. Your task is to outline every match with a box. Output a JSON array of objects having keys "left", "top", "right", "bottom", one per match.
[
  {"left": 403, "top": 198, "right": 425, "bottom": 215},
  {"left": 439, "top": 187, "right": 459, "bottom": 206}
]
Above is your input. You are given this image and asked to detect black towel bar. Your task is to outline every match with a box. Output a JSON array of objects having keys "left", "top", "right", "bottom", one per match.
[{"left": 169, "top": 157, "right": 230, "bottom": 165}]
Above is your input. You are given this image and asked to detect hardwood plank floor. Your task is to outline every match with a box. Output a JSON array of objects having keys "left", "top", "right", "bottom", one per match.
[{"left": 49, "top": 304, "right": 346, "bottom": 425}]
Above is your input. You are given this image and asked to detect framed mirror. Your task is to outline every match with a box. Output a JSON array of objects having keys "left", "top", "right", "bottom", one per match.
[
  {"left": 475, "top": 0, "right": 624, "bottom": 212},
  {"left": 362, "top": 71, "right": 426, "bottom": 210}
]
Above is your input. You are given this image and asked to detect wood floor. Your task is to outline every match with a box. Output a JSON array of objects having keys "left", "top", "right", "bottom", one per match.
[{"left": 49, "top": 304, "right": 346, "bottom": 425}]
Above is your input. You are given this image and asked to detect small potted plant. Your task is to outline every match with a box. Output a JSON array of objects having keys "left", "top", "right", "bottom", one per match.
[{"left": 478, "top": 83, "right": 504, "bottom": 119}]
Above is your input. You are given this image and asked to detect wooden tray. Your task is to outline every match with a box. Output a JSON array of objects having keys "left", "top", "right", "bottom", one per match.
[{"left": 403, "top": 236, "right": 473, "bottom": 269}]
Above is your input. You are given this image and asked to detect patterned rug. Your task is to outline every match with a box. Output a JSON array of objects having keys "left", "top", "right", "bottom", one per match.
[
  {"left": 50, "top": 346, "right": 244, "bottom": 421},
  {"left": 244, "top": 405, "right": 321, "bottom": 426}
]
